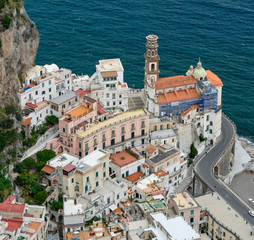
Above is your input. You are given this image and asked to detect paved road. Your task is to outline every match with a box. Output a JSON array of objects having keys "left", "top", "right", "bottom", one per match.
[{"left": 195, "top": 115, "right": 254, "bottom": 226}]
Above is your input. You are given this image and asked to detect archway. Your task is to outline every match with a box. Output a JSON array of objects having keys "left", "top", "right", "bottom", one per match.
[{"left": 58, "top": 146, "right": 63, "bottom": 154}]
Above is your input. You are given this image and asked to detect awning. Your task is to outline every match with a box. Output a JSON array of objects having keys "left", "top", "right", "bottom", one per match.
[{"left": 109, "top": 204, "right": 118, "bottom": 212}]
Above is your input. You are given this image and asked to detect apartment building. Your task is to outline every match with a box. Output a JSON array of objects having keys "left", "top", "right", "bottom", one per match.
[
  {"left": 47, "top": 109, "right": 149, "bottom": 157},
  {"left": 170, "top": 192, "right": 201, "bottom": 232},
  {"left": 90, "top": 58, "right": 129, "bottom": 111}
]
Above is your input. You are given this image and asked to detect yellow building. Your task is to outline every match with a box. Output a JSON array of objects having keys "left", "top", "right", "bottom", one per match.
[
  {"left": 149, "top": 117, "right": 176, "bottom": 132},
  {"left": 195, "top": 192, "right": 254, "bottom": 240}
]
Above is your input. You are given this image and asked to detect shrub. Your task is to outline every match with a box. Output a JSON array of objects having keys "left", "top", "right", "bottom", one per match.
[
  {"left": 34, "top": 190, "right": 48, "bottom": 205},
  {"left": 199, "top": 133, "right": 207, "bottom": 142},
  {"left": 23, "top": 134, "right": 38, "bottom": 147},
  {"left": 14, "top": 157, "right": 36, "bottom": 173},
  {"left": 36, "top": 149, "right": 56, "bottom": 170},
  {"left": 36, "top": 124, "right": 49, "bottom": 135},
  {"left": 189, "top": 143, "right": 198, "bottom": 159},
  {"left": 46, "top": 115, "right": 59, "bottom": 125},
  {"left": 2, "top": 14, "right": 12, "bottom": 30},
  {"left": 15, "top": 112, "right": 22, "bottom": 121},
  {"left": 5, "top": 104, "right": 17, "bottom": 115},
  {"left": 0, "top": 118, "right": 14, "bottom": 129}
]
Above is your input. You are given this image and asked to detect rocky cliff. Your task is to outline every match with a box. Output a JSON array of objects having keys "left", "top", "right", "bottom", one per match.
[{"left": 0, "top": 0, "right": 39, "bottom": 107}]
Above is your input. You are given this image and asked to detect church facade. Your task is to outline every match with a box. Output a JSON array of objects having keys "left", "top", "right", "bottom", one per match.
[{"left": 144, "top": 35, "right": 223, "bottom": 143}]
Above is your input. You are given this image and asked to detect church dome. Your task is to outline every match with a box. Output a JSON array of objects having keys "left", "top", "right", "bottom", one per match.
[{"left": 193, "top": 59, "right": 207, "bottom": 80}]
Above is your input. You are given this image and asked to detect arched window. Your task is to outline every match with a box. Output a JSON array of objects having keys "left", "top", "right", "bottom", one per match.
[
  {"left": 151, "top": 64, "right": 155, "bottom": 71},
  {"left": 152, "top": 51, "right": 154, "bottom": 56}
]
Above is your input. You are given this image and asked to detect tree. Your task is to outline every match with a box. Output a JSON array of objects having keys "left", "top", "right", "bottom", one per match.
[
  {"left": 46, "top": 115, "right": 59, "bottom": 125},
  {"left": 199, "top": 133, "right": 207, "bottom": 142},
  {"left": 36, "top": 149, "right": 56, "bottom": 170},
  {"left": 34, "top": 190, "right": 48, "bottom": 205},
  {"left": 14, "top": 157, "right": 36, "bottom": 173},
  {"left": 189, "top": 143, "right": 198, "bottom": 159},
  {"left": 2, "top": 14, "right": 12, "bottom": 30}
]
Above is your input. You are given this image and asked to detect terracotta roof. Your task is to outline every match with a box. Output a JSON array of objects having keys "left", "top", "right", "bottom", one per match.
[
  {"left": 154, "top": 170, "right": 168, "bottom": 177},
  {"left": 101, "top": 71, "right": 118, "bottom": 78},
  {"left": 125, "top": 172, "right": 144, "bottom": 183},
  {"left": 65, "top": 105, "right": 93, "bottom": 119},
  {"left": 121, "top": 83, "right": 127, "bottom": 88},
  {"left": 41, "top": 165, "right": 55, "bottom": 174},
  {"left": 181, "top": 108, "right": 192, "bottom": 117},
  {"left": 143, "top": 164, "right": 149, "bottom": 169},
  {"left": 75, "top": 89, "right": 91, "bottom": 97},
  {"left": 146, "top": 145, "right": 157, "bottom": 154},
  {"left": 21, "top": 221, "right": 42, "bottom": 237},
  {"left": 52, "top": 179, "right": 58, "bottom": 184},
  {"left": 154, "top": 75, "right": 196, "bottom": 89},
  {"left": 191, "top": 104, "right": 199, "bottom": 109},
  {"left": 3, "top": 195, "right": 16, "bottom": 204},
  {"left": 157, "top": 88, "right": 201, "bottom": 104},
  {"left": 111, "top": 150, "right": 139, "bottom": 167},
  {"left": 63, "top": 164, "right": 76, "bottom": 172},
  {"left": 206, "top": 70, "right": 223, "bottom": 87},
  {"left": 2, "top": 219, "right": 23, "bottom": 232},
  {"left": 21, "top": 117, "right": 32, "bottom": 127},
  {"left": 0, "top": 203, "right": 25, "bottom": 214},
  {"left": 200, "top": 212, "right": 207, "bottom": 217},
  {"left": 26, "top": 102, "right": 37, "bottom": 108}
]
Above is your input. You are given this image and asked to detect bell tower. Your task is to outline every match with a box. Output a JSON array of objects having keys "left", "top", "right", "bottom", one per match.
[
  {"left": 144, "top": 34, "right": 160, "bottom": 116},
  {"left": 144, "top": 34, "right": 160, "bottom": 86}
]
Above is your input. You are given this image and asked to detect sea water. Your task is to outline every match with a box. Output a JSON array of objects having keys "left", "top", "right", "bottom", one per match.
[{"left": 25, "top": 0, "right": 254, "bottom": 141}]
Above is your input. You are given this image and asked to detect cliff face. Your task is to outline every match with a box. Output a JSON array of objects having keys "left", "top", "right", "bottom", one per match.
[{"left": 0, "top": 2, "right": 39, "bottom": 107}]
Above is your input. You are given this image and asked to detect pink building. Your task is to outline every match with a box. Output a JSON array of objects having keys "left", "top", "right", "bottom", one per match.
[
  {"left": 170, "top": 192, "right": 201, "bottom": 232},
  {"left": 47, "top": 105, "right": 149, "bottom": 157}
]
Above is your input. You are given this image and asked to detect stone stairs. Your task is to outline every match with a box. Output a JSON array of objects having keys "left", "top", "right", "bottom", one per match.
[{"left": 127, "top": 91, "right": 145, "bottom": 111}]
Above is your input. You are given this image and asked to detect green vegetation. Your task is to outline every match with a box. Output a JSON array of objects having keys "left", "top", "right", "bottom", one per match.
[
  {"left": 2, "top": 14, "right": 11, "bottom": 29},
  {"left": 14, "top": 157, "right": 36, "bottom": 173},
  {"left": 0, "top": 174, "right": 12, "bottom": 200},
  {"left": 50, "top": 195, "right": 63, "bottom": 211},
  {"left": 199, "top": 133, "right": 207, "bottom": 142},
  {"left": 36, "top": 149, "right": 56, "bottom": 170},
  {"left": 15, "top": 170, "right": 48, "bottom": 205},
  {"left": 23, "top": 133, "right": 38, "bottom": 147},
  {"left": 36, "top": 124, "right": 49, "bottom": 135},
  {"left": 85, "top": 216, "right": 101, "bottom": 227},
  {"left": 0, "top": 128, "right": 19, "bottom": 152},
  {"left": 46, "top": 115, "right": 59, "bottom": 125},
  {"left": 0, "top": 118, "right": 14, "bottom": 129},
  {"left": 0, "top": 40, "right": 2, "bottom": 49},
  {"left": 189, "top": 143, "right": 198, "bottom": 159}
]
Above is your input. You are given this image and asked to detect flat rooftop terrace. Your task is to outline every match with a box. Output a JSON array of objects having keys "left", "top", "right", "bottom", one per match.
[{"left": 150, "top": 148, "right": 179, "bottom": 164}]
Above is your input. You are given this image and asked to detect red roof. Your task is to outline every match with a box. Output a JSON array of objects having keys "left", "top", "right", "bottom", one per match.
[
  {"left": 0, "top": 203, "right": 25, "bottom": 214},
  {"left": 3, "top": 196, "right": 16, "bottom": 204},
  {"left": 97, "top": 103, "right": 107, "bottom": 115},
  {"left": 125, "top": 172, "right": 144, "bottom": 183},
  {"left": 52, "top": 179, "right": 58, "bottom": 184},
  {"left": 63, "top": 164, "right": 76, "bottom": 172},
  {"left": 41, "top": 165, "right": 55, "bottom": 174},
  {"left": 75, "top": 89, "right": 91, "bottom": 97},
  {"left": 2, "top": 219, "right": 23, "bottom": 232},
  {"left": 154, "top": 170, "right": 168, "bottom": 177},
  {"left": 26, "top": 102, "right": 37, "bottom": 108},
  {"left": 21, "top": 117, "right": 32, "bottom": 127}
]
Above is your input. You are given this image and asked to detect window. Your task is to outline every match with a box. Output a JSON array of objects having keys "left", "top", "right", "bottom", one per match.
[
  {"left": 121, "top": 127, "right": 125, "bottom": 134},
  {"left": 107, "top": 197, "right": 110, "bottom": 204},
  {"left": 160, "top": 125, "right": 163, "bottom": 130},
  {"left": 119, "top": 101, "right": 122, "bottom": 105},
  {"left": 131, "top": 132, "right": 135, "bottom": 139},
  {"left": 96, "top": 181, "right": 99, "bottom": 187},
  {"left": 154, "top": 126, "right": 157, "bottom": 131},
  {"left": 122, "top": 173, "right": 124, "bottom": 178},
  {"left": 71, "top": 178, "right": 74, "bottom": 183},
  {"left": 42, "top": 91, "right": 45, "bottom": 95},
  {"left": 49, "top": 80, "right": 51, "bottom": 85},
  {"left": 223, "top": 232, "right": 226, "bottom": 237},
  {"left": 137, "top": 165, "right": 141, "bottom": 172},
  {"left": 103, "top": 142, "right": 106, "bottom": 149},
  {"left": 210, "top": 129, "right": 213, "bottom": 134},
  {"left": 79, "top": 151, "right": 82, "bottom": 157},
  {"left": 106, "top": 93, "right": 109, "bottom": 98},
  {"left": 111, "top": 130, "right": 116, "bottom": 138},
  {"left": 180, "top": 212, "right": 184, "bottom": 216},
  {"left": 90, "top": 118, "right": 92, "bottom": 124},
  {"left": 79, "top": 143, "right": 81, "bottom": 148},
  {"left": 112, "top": 93, "right": 116, "bottom": 99},
  {"left": 190, "top": 217, "right": 194, "bottom": 223},
  {"left": 103, "top": 162, "right": 106, "bottom": 168},
  {"left": 190, "top": 210, "right": 194, "bottom": 215},
  {"left": 42, "top": 83, "right": 44, "bottom": 87},
  {"left": 75, "top": 98, "right": 78, "bottom": 102},
  {"left": 119, "top": 94, "right": 122, "bottom": 98},
  {"left": 131, "top": 123, "right": 135, "bottom": 131},
  {"left": 122, "top": 135, "right": 125, "bottom": 142},
  {"left": 107, "top": 102, "right": 110, "bottom": 106},
  {"left": 210, "top": 121, "right": 213, "bottom": 126},
  {"left": 167, "top": 124, "right": 170, "bottom": 129},
  {"left": 35, "top": 91, "right": 38, "bottom": 95},
  {"left": 141, "top": 138, "right": 145, "bottom": 144},
  {"left": 49, "top": 95, "right": 51, "bottom": 99},
  {"left": 96, "top": 171, "right": 98, "bottom": 178},
  {"left": 124, "top": 192, "right": 126, "bottom": 196},
  {"left": 49, "top": 88, "right": 51, "bottom": 92},
  {"left": 141, "top": 120, "right": 145, "bottom": 128},
  {"left": 126, "top": 171, "right": 129, "bottom": 177},
  {"left": 117, "top": 194, "right": 119, "bottom": 200},
  {"left": 86, "top": 176, "right": 89, "bottom": 182},
  {"left": 103, "top": 171, "right": 106, "bottom": 178},
  {"left": 63, "top": 128, "right": 65, "bottom": 133},
  {"left": 62, "top": 104, "right": 65, "bottom": 109},
  {"left": 69, "top": 101, "right": 71, "bottom": 106},
  {"left": 141, "top": 129, "right": 145, "bottom": 136},
  {"left": 151, "top": 63, "right": 155, "bottom": 71},
  {"left": 206, "top": 115, "right": 209, "bottom": 121},
  {"left": 167, "top": 161, "right": 169, "bottom": 166},
  {"left": 113, "top": 102, "right": 116, "bottom": 106}
]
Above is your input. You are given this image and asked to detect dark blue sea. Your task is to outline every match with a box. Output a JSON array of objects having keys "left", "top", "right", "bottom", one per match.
[{"left": 25, "top": 0, "right": 254, "bottom": 142}]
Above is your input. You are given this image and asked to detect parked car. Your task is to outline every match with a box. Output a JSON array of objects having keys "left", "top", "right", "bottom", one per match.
[{"left": 248, "top": 210, "right": 254, "bottom": 217}]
